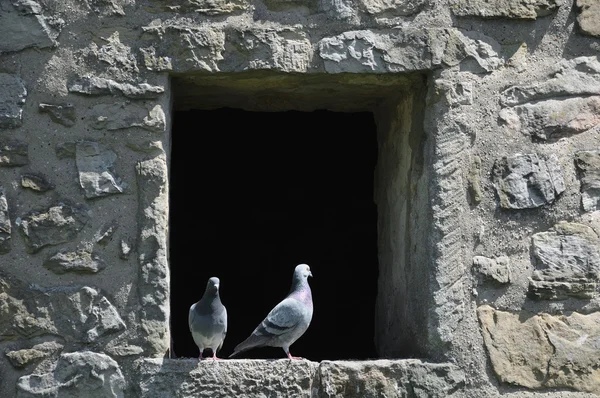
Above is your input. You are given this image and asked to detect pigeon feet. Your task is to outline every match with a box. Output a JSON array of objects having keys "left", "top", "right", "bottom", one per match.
[{"left": 287, "top": 352, "right": 303, "bottom": 360}]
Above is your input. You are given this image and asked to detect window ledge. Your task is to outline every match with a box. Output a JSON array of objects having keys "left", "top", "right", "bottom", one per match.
[{"left": 134, "top": 358, "right": 465, "bottom": 397}]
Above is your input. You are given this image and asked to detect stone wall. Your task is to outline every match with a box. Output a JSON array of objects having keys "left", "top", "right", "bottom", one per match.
[{"left": 1, "top": 0, "right": 600, "bottom": 396}]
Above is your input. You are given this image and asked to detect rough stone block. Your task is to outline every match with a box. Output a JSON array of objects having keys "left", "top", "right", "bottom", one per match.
[
  {"left": 17, "top": 351, "right": 126, "bottom": 397},
  {"left": 0, "top": 74, "right": 27, "bottom": 129},
  {"left": 576, "top": 0, "right": 600, "bottom": 37},
  {"left": 44, "top": 247, "right": 107, "bottom": 274},
  {"left": 5, "top": 342, "right": 63, "bottom": 369},
  {"left": 39, "top": 103, "right": 76, "bottom": 127},
  {"left": 473, "top": 256, "right": 510, "bottom": 284},
  {"left": 21, "top": 173, "right": 54, "bottom": 192},
  {"left": 0, "top": 0, "right": 61, "bottom": 53},
  {"left": 88, "top": 103, "right": 166, "bottom": 133},
  {"left": 575, "top": 150, "right": 600, "bottom": 212},
  {"left": 18, "top": 202, "right": 90, "bottom": 253},
  {"left": 492, "top": 153, "right": 565, "bottom": 209},
  {"left": 529, "top": 222, "right": 600, "bottom": 300},
  {"left": 0, "top": 187, "right": 11, "bottom": 254},
  {"left": 478, "top": 305, "right": 600, "bottom": 394},
  {"left": 76, "top": 141, "right": 125, "bottom": 199},
  {"left": 499, "top": 96, "right": 600, "bottom": 141},
  {"left": 449, "top": 0, "right": 559, "bottom": 19}
]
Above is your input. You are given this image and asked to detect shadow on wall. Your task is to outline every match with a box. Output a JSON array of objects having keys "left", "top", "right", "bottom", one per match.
[{"left": 169, "top": 108, "right": 379, "bottom": 361}]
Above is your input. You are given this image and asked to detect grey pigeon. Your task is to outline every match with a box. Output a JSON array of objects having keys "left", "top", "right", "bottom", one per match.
[
  {"left": 189, "top": 277, "right": 227, "bottom": 360},
  {"left": 229, "top": 264, "right": 313, "bottom": 360}
]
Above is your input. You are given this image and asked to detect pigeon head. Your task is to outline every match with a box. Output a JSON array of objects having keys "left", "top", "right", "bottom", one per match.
[
  {"left": 294, "top": 264, "right": 313, "bottom": 281},
  {"left": 205, "top": 277, "right": 220, "bottom": 294}
]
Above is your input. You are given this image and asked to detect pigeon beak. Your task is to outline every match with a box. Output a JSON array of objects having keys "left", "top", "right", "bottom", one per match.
[{"left": 309, "top": 271, "right": 313, "bottom": 278}]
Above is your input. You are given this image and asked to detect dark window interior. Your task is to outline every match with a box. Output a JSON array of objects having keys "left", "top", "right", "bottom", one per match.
[{"left": 170, "top": 108, "right": 379, "bottom": 361}]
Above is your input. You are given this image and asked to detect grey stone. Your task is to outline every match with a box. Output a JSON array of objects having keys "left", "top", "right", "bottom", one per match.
[
  {"left": 467, "top": 156, "right": 482, "bottom": 204},
  {"left": 435, "top": 80, "right": 473, "bottom": 107},
  {"left": 0, "top": 271, "right": 125, "bottom": 343},
  {"left": 68, "top": 76, "right": 164, "bottom": 99},
  {"left": 492, "top": 153, "right": 565, "bottom": 209},
  {"left": 135, "top": 358, "right": 317, "bottom": 397},
  {"left": 76, "top": 141, "right": 125, "bottom": 199},
  {"left": 95, "top": 221, "right": 118, "bottom": 245},
  {"left": 528, "top": 222, "right": 600, "bottom": 300},
  {"left": 225, "top": 29, "right": 312, "bottom": 73},
  {"left": 119, "top": 237, "right": 133, "bottom": 260},
  {"left": 88, "top": 103, "right": 166, "bottom": 133},
  {"left": 358, "top": 0, "right": 426, "bottom": 15},
  {"left": 317, "top": 360, "right": 465, "bottom": 397},
  {"left": 576, "top": 0, "right": 600, "bottom": 37},
  {"left": 0, "top": 0, "right": 61, "bottom": 53},
  {"left": 0, "top": 139, "right": 28, "bottom": 166},
  {"left": 139, "top": 47, "right": 173, "bottom": 71},
  {"left": 499, "top": 96, "right": 600, "bottom": 141},
  {"left": 44, "top": 247, "right": 107, "bottom": 274},
  {"left": 0, "top": 73, "right": 27, "bottom": 129},
  {"left": 5, "top": 341, "right": 63, "bottom": 368},
  {"left": 39, "top": 103, "right": 76, "bottom": 127},
  {"left": 473, "top": 256, "right": 510, "bottom": 284},
  {"left": 450, "top": 0, "right": 559, "bottom": 19},
  {"left": 16, "top": 351, "right": 126, "bottom": 398},
  {"left": 106, "top": 344, "right": 143, "bottom": 357},
  {"left": 21, "top": 173, "right": 54, "bottom": 192},
  {"left": 148, "top": 0, "right": 247, "bottom": 14},
  {"left": 318, "top": 30, "right": 436, "bottom": 73},
  {"left": 18, "top": 202, "right": 90, "bottom": 253},
  {"left": 0, "top": 187, "right": 11, "bottom": 254},
  {"left": 91, "top": 31, "right": 139, "bottom": 77},
  {"left": 440, "top": 30, "right": 504, "bottom": 72},
  {"left": 141, "top": 21, "right": 225, "bottom": 73},
  {"left": 501, "top": 56, "right": 600, "bottom": 106},
  {"left": 136, "top": 150, "right": 170, "bottom": 356},
  {"left": 575, "top": 150, "right": 600, "bottom": 212},
  {"left": 478, "top": 305, "right": 600, "bottom": 394}
]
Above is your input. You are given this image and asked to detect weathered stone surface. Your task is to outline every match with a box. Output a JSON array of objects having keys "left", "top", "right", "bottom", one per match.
[
  {"left": 135, "top": 359, "right": 317, "bottom": 397},
  {"left": 69, "top": 76, "right": 164, "bottom": 99},
  {"left": 89, "top": 103, "right": 166, "bottom": 133},
  {"left": 0, "top": 0, "right": 62, "bottom": 53},
  {"left": 135, "top": 359, "right": 464, "bottom": 397},
  {"left": 478, "top": 305, "right": 600, "bottom": 394},
  {"left": 529, "top": 222, "right": 600, "bottom": 300},
  {"left": 226, "top": 29, "right": 312, "bottom": 72},
  {"left": 139, "top": 47, "right": 173, "bottom": 71},
  {"left": 439, "top": 30, "right": 504, "bottom": 72},
  {"left": 142, "top": 20, "right": 225, "bottom": 72},
  {"left": 0, "top": 272, "right": 125, "bottom": 343},
  {"left": 44, "top": 247, "right": 107, "bottom": 274},
  {"left": 467, "top": 155, "right": 482, "bottom": 204},
  {"left": 148, "top": 0, "right": 247, "bottom": 15},
  {"left": 106, "top": 344, "right": 143, "bottom": 357},
  {"left": 501, "top": 56, "right": 600, "bottom": 106},
  {"left": 21, "top": 173, "right": 54, "bottom": 192},
  {"left": 84, "top": 32, "right": 139, "bottom": 78},
  {"left": 136, "top": 149, "right": 170, "bottom": 356},
  {"left": 0, "top": 74, "right": 27, "bottom": 129},
  {"left": 39, "top": 103, "right": 76, "bottom": 127},
  {"left": 499, "top": 96, "right": 600, "bottom": 141},
  {"left": 450, "top": 0, "right": 559, "bottom": 19},
  {"left": 575, "top": 150, "right": 600, "bottom": 212},
  {"left": 576, "top": 0, "right": 600, "bottom": 37},
  {"left": 0, "top": 139, "right": 28, "bottom": 166},
  {"left": 319, "top": 30, "right": 434, "bottom": 73},
  {"left": 0, "top": 187, "right": 11, "bottom": 254},
  {"left": 95, "top": 220, "right": 118, "bottom": 245},
  {"left": 317, "top": 360, "right": 465, "bottom": 397},
  {"left": 18, "top": 202, "right": 90, "bottom": 253},
  {"left": 434, "top": 80, "right": 473, "bottom": 107},
  {"left": 473, "top": 256, "right": 510, "bottom": 284},
  {"left": 5, "top": 342, "right": 63, "bottom": 368},
  {"left": 119, "top": 237, "right": 133, "bottom": 260},
  {"left": 76, "top": 141, "right": 125, "bottom": 199},
  {"left": 358, "top": 0, "right": 426, "bottom": 15},
  {"left": 17, "top": 351, "right": 126, "bottom": 397},
  {"left": 492, "top": 153, "right": 565, "bottom": 209}
]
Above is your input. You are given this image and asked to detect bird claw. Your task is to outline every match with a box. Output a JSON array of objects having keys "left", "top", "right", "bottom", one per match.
[{"left": 287, "top": 353, "right": 303, "bottom": 360}]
